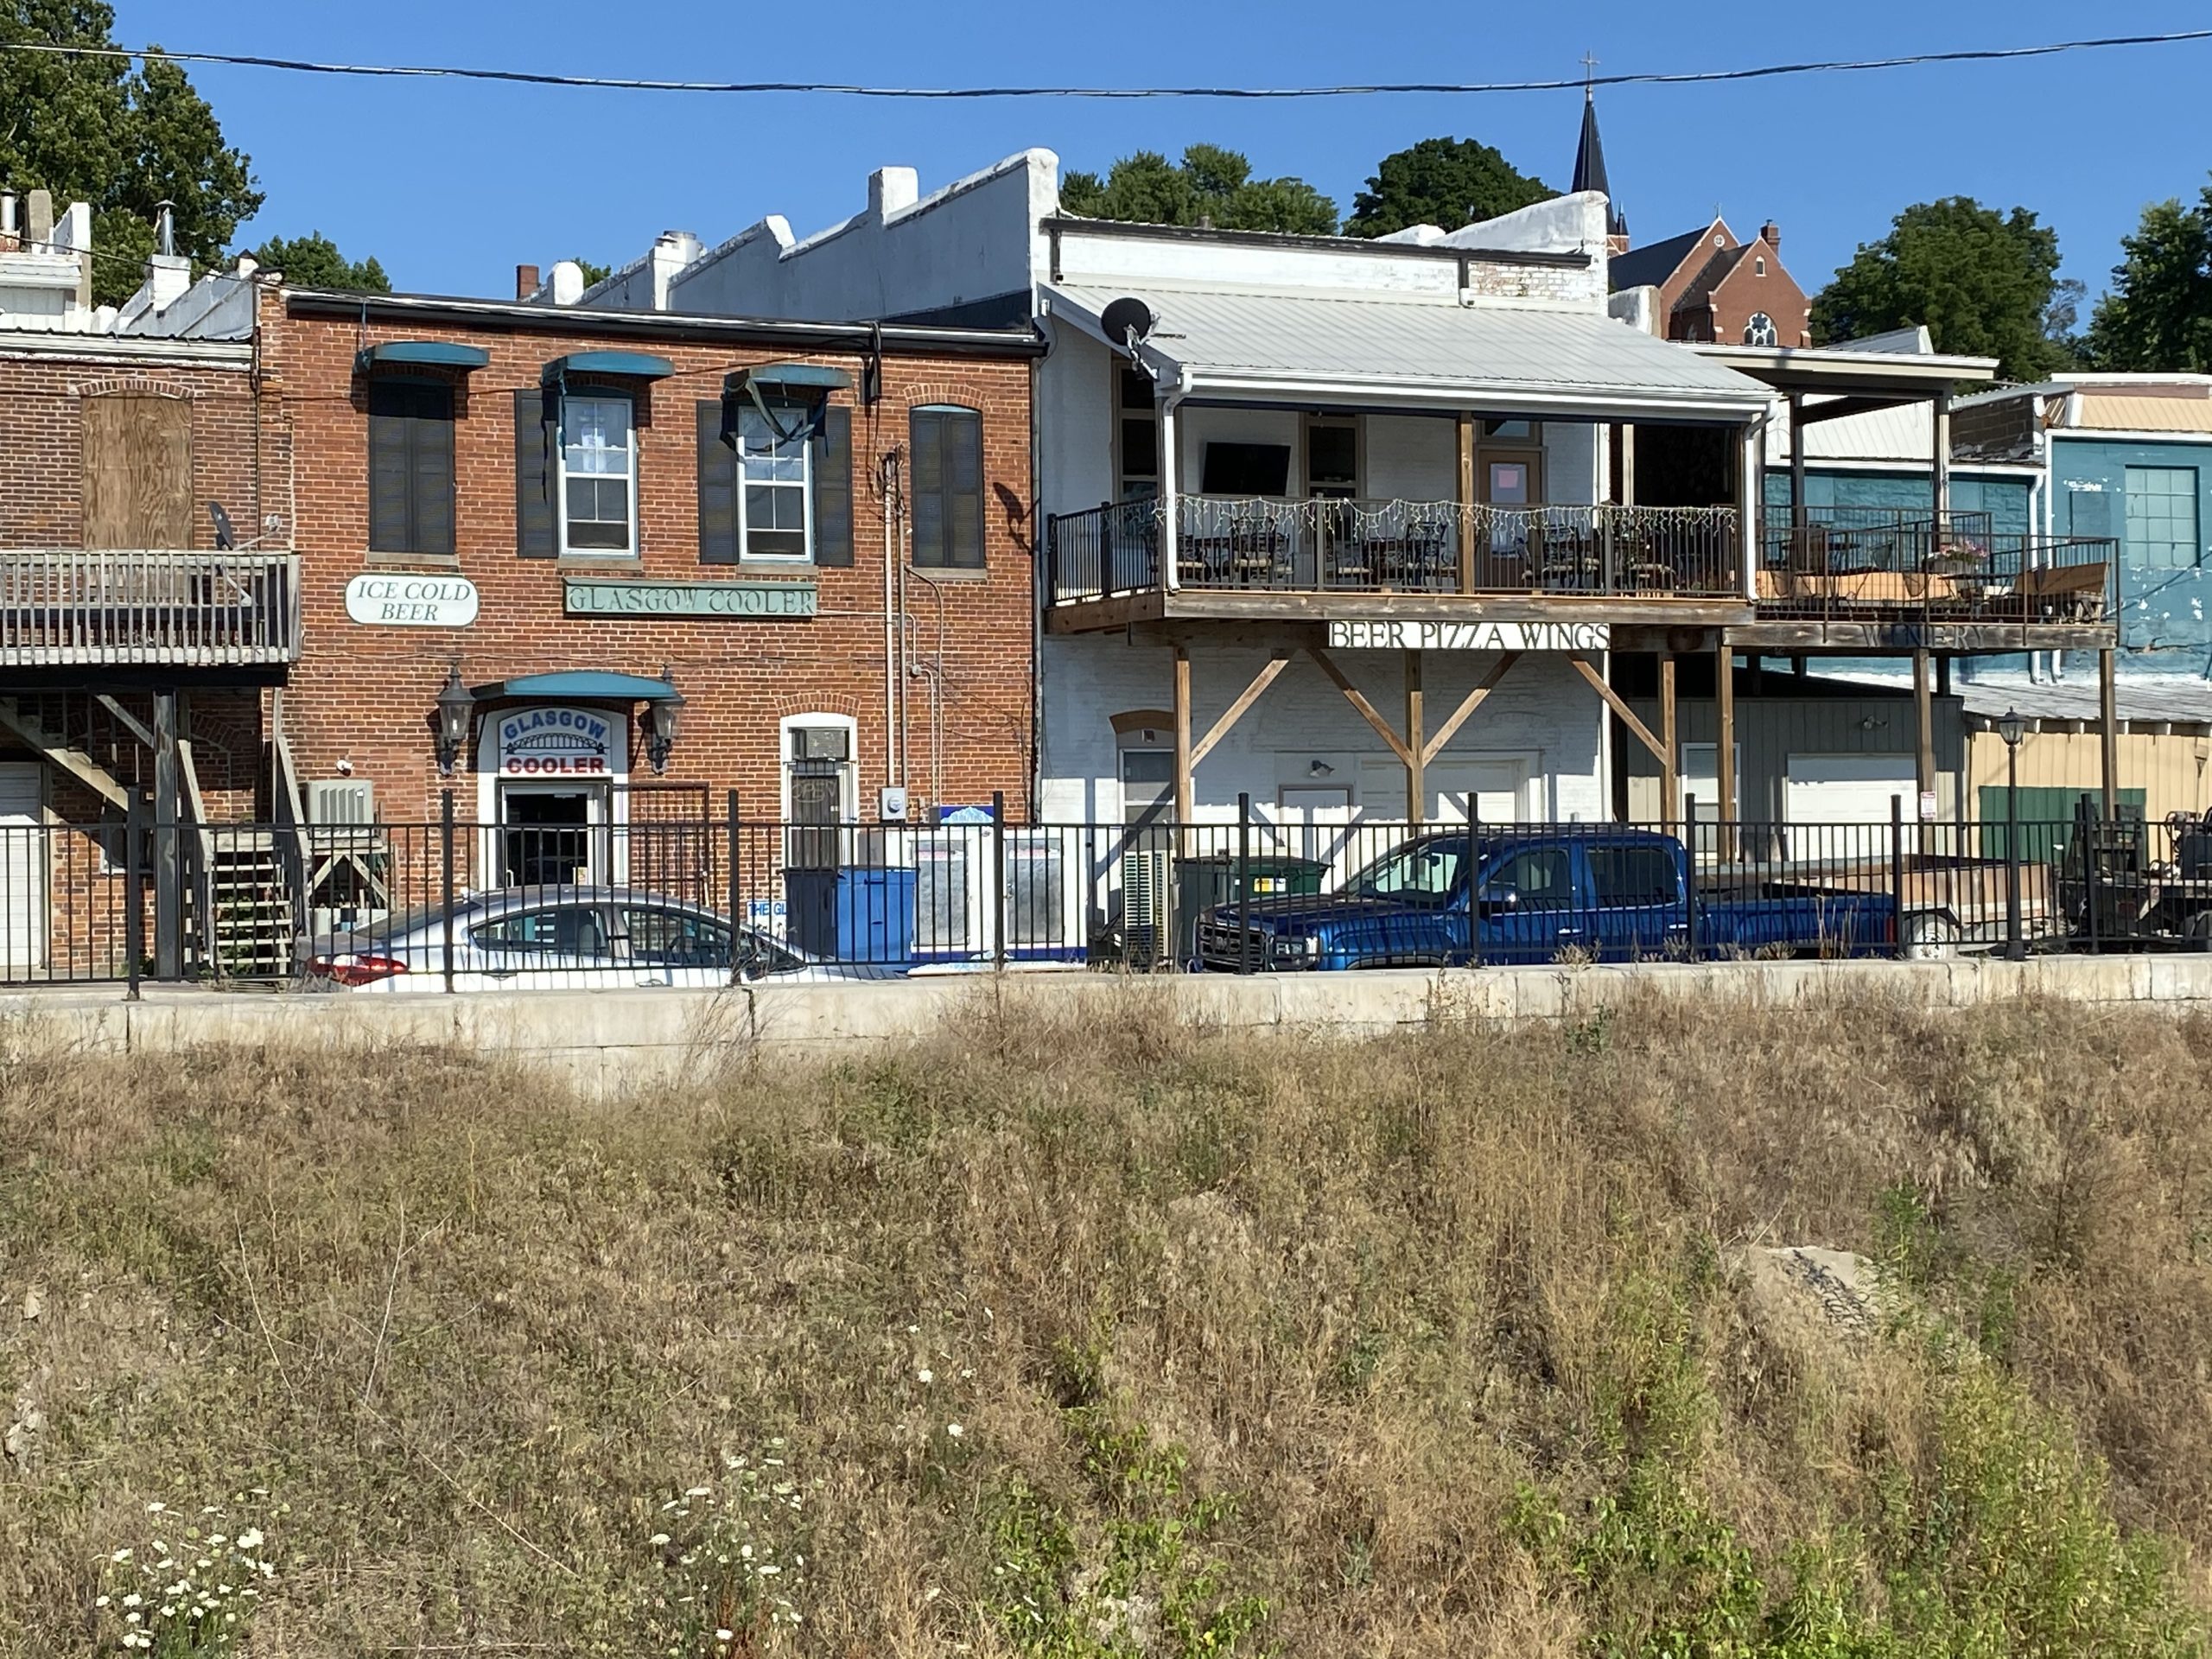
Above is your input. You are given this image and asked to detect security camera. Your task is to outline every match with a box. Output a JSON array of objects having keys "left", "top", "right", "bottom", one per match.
[{"left": 335, "top": 757, "right": 354, "bottom": 776}]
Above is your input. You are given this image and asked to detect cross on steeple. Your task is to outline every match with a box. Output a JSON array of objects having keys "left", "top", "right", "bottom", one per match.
[
  {"left": 1581, "top": 50, "right": 1599, "bottom": 92},
  {"left": 1571, "top": 55, "right": 1629, "bottom": 244}
]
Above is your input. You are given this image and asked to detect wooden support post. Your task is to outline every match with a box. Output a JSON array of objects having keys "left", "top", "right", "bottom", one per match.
[
  {"left": 2101, "top": 645, "right": 2120, "bottom": 821},
  {"left": 1567, "top": 653, "right": 1672, "bottom": 777},
  {"left": 1172, "top": 645, "right": 1193, "bottom": 844},
  {"left": 152, "top": 690, "right": 180, "bottom": 981},
  {"left": 1456, "top": 412, "right": 1477, "bottom": 594},
  {"left": 1618, "top": 423, "right": 1636, "bottom": 506},
  {"left": 1405, "top": 650, "right": 1426, "bottom": 825},
  {"left": 1423, "top": 652, "right": 1521, "bottom": 764},
  {"left": 1913, "top": 646, "right": 1936, "bottom": 812},
  {"left": 1933, "top": 389, "right": 1953, "bottom": 530},
  {"left": 1715, "top": 638, "right": 1737, "bottom": 857},
  {"left": 1658, "top": 653, "right": 1680, "bottom": 830},
  {"left": 1191, "top": 652, "right": 1289, "bottom": 768}
]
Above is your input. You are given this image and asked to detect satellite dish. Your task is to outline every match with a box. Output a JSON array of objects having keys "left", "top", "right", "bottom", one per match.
[
  {"left": 208, "top": 501, "right": 236, "bottom": 550},
  {"left": 1100, "top": 296, "right": 1156, "bottom": 353}
]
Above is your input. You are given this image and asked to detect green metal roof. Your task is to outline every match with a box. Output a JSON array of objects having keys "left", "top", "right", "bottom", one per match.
[
  {"left": 727, "top": 362, "right": 853, "bottom": 394},
  {"left": 353, "top": 340, "right": 492, "bottom": 372},
  {"left": 542, "top": 351, "right": 676, "bottom": 382},
  {"left": 469, "top": 671, "right": 682, "bottom": 703}
]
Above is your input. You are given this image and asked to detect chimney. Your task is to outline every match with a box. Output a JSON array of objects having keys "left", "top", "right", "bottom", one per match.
[
  {"left": 155, "top": 199, "right": 175, "bottom": 256},
  {"left": 515, "top": 262, "right": 541, "bottom": 301},
  {"left": 868, "top": 166, "right": 918, "bottom": 222},
  {"left": 27, "top": 188, "right": 54, "bottom": 248},
  {"left": 548, "top": 260, "right": 584, "bottom": 306},
  {"left": 0, "top": 187, "right": 16, "bottom": 249},
  {"left": 1760, "top": 220, "right": 1780, "bottom": 251}
]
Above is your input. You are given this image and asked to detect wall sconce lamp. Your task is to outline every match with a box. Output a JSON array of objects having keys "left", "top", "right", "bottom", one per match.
[
  {"left": 433, "top": 663, "right": 474, "bottom": 777},
  {"left": 645, "top": 668, "right": 686, "bottom": 775}
]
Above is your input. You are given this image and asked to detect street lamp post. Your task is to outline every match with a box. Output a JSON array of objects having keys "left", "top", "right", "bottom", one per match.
[{"left": 1997, "top": 708, "right": 2026, "bottom": 961}]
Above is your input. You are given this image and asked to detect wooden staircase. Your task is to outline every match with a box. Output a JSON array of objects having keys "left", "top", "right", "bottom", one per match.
[{"left": 193, "top": 830, "right": 296, "bottom": 979}]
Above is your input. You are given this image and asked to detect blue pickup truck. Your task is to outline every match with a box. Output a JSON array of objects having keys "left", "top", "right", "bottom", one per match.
[{"left": 1193, "top": 828, "right": 1933, "bottom": 971}]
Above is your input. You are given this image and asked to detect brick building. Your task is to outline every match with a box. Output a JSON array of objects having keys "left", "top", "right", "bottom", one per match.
[
  {"left": 1610, "top": 218, "right": 1813, "bottom": 348},
  {"left": 0, "top": 197, "right": 1041, "bottom": 978}
]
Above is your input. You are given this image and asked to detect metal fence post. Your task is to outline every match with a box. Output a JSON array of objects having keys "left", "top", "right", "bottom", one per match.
[
  {"left": 1684, "top": 792, "right": 1699, "bottom": 959},
  {"left": 2083, "top": 795, "right": 2101, "bottom": 957},
  {"left": 1890, "top": 794, "right": 1906, "bottom": 960},
  {"left": 440, "top": 789, "right": 456, "bottom": 995},
  {"left": 124, "top": 789, "right": 145, "bottom": 1000},
  {"left": 726, "top": 788, "right": 741, "bottom": 982},
  {"left": 1236, "top": 791, "right": 1253, "bottom": 976},
  {"left": 992, "top": 789, "right": 1008, "bottom": 974},
  {"left": 1466, "top": 791, "right": 1481, "bottom": 970}
]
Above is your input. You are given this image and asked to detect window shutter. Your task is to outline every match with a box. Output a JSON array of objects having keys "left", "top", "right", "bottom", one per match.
[
  {"left": 910, "top": 405, "right": 984, "bottom": 569},
  {"left": 412, "top": 389, "right": 455, "bottom": 556},
  {"left": 367, "top": 391, "right": 413, "bottom": 552},
  {"left": 514, "top": 389, "right": 556, "bottom": 558},
  {"left": 813, "top": 404, "right": 854, "bottom": 567},
  {"left": 696, "top": 400, "right": 737, "bottom": 564}
]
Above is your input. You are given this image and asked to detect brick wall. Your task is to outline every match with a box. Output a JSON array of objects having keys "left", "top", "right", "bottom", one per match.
[{"left": 265, "top": 291, "right": 1039, "bottom": 829}]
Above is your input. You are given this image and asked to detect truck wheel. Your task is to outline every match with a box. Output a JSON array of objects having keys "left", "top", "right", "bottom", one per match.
[{"left": 1901, "top": 912, "right": 1960, "bottom": 961}]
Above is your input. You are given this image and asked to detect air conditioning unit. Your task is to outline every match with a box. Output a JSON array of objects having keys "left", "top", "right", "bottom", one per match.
[
  {"left": 307, "top": 779, "right": 374, "bottom": 825},
  {"left": 908, "top": 826, "right": 1084, "bottom": 968},
  {"left": 1120, "top": 844, "right": 1173, "bottom": 968}
]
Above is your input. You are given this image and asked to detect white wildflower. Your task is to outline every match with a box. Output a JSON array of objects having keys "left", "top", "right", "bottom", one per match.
[
  {"left": 235, "top": 1529, "right": 263, "bottom": 1551},
  {"left": 715, "top": 1630, "right": 734, "bottom": 1642},
  {"left": 111, "top": 1548, "right": 132, "bottom": 1563},
  {"left": 121, "top": 1593, "right": 142, "bottom": 1608},
  {"left": 947, "top": 1422, "right": 965, "bottom": 1439},
  {"left": 917, "top": 1368, "right": 933, "bottom": 1384},
  {"left": 144, "top": 1502, "right": 166, "bottom": 1514},
  {"left": 649, "top": 1532, "right": 670, "bottom": 1547}
]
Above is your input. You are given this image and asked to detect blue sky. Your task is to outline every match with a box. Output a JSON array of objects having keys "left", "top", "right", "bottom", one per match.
[{"left": 115, "top": 0, "right": 2212, "bottom": 307}]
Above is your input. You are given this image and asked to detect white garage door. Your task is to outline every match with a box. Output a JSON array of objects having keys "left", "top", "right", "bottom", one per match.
[
  {"left": 0, "top": 764, "right": 45, "bottom": 973},
  {"left": 1357, "top": 755, "right": 1531, "bottom": 825},
  {"left": 1783, "top": 753, "right": 1916, "bottom": 826}
]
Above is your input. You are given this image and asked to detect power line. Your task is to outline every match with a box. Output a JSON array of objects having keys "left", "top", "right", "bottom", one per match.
[{"left": 0, "top": 29, "right": 2208, "bottom": 100}]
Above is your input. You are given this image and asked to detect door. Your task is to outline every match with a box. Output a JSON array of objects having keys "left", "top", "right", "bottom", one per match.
[
  {"left": 81, "top": 394, "right": 193, "bottom": 549},
  {"left": 1474, "top": 842, "right": 1579, "bottom": 964},
  {"left": 0, "top": 764, "right": 45, "bottom": 974},
  {"left": 1783, "top": 753, "right": 1918, "bottom": 861},
  {"left": 497, "top": 785, "right": 601, "bottom": 887},
  {"left": 1357, "top": 756, "right": 1529, "bottom": 829},
  {"left": 1580, "top": 839, "right": 1688, "bottom": 962}
]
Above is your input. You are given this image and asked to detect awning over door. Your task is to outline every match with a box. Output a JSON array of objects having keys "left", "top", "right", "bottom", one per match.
[{"left": 469, "top": 671, "right": 683, "bottom": 703}]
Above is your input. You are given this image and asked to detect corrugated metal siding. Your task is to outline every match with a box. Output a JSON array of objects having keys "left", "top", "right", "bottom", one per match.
[
  {"left": 2075, "top": 394, "right": 2212, "bottom": 434},
  {"left": 1967, "top": 728, "right": 2212, "bottom": 824},
  {"left": 1622, "top": 693, "right": 1966, "bottom": 823}
]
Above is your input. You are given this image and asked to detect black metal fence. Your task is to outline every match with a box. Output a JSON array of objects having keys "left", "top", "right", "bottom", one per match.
[{"left": 0, "top": 791, "right": 2201, "bottom": 992}]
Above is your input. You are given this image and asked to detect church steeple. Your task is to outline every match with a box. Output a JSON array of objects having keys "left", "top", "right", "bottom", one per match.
[{"left": 1571, "top": 59, "right": 1629, "bottom": 245}]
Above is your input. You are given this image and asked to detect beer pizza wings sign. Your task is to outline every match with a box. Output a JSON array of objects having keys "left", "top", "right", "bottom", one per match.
[
  {"left": 1325, "top": 620, "right": 1610, "bottom": 652},
  {"left": 498, "top": 707, "right": 616, "bottom": 778}
]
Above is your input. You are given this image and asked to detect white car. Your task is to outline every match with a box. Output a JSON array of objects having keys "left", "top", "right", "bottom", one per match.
[{"left": 304, "top": 886, "right": 900, "bottom": 992}]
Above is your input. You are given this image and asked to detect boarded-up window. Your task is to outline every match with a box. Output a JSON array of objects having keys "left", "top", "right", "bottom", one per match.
[
  {"left": 367, "top": 381, "right": 456, "bottom": 556},
  {"left": 80, "top": 394, "right": 192, "bottom": 550},
  {"left": 909, "top": 404, "right": 984, "bottom": 569}
]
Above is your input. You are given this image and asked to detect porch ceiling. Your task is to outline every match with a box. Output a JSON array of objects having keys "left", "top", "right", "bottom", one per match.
[{"left": 1045, "top": 283, "right": 1774, "bottom": 423}]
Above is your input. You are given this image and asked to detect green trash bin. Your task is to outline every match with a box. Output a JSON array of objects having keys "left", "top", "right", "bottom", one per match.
[{"left": 1172, "top": 854, "right": 1327, "bottom": 967}]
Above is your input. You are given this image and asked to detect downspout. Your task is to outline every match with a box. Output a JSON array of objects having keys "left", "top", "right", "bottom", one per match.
[
  {"left": 880, "top": 448, "right": 901, "bottom": 782},
  {"left": 1028, "top": 342, "right": 1044, "bottom": 818},
  {"left": 1158, "top": 367, "right": 1191, "bottom": 592},
  {"left": 1739, "top": 408, "right": 1774, "bottom": 601}
]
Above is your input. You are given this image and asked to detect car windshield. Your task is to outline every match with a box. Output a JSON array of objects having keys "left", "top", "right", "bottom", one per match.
[{"left": 1347, "top": 840, "right": 1465, "bottom": 901}]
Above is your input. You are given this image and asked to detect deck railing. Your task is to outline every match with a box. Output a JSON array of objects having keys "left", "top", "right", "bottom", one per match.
[
  {"left": 0, "top": 549, "right": 302, "bottom": 666},
  {"left": 1045, "top": 497, "right": 1743, "bottom": 604},
  {"left": 1756, "top": 509, "right": 2115, "bottom": 626}
]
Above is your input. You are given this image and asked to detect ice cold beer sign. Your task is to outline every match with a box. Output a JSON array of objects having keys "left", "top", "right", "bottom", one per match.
[
  {"left": 1325, "top": 620, "right": 1611, "bottom": 652},
  {"left": 498, "top": 706, "right": 615, "bottom": 778}
]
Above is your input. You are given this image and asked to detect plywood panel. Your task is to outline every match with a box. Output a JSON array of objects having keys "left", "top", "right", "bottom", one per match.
[{"left": 80, "top": 394, "right": 192, "bottom": 550}]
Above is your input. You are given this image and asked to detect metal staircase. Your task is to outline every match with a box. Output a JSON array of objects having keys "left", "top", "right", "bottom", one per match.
[{"left": 194, "top": 830, "right": 296, "bottom": 979}]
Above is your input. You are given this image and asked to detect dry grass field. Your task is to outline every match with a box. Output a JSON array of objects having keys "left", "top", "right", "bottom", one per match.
[{"left": 3, "top": 989, "right": 2211, "bottom": 1656}]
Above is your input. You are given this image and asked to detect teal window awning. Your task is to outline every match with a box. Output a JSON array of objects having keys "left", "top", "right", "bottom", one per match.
[
  {"left": 470, "top": 671, "right": 683, "bottom": 703},
  {"left": 726, "top": 362, "right": 853, "bottom": 395},
  {"left": 353, "top": 340, "right": 492, "bottom": 373},
  {"left": 542, "top": 351, "right": 676, "bottom": 384}
]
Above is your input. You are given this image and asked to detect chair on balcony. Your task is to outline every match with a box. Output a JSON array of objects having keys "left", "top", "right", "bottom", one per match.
[{"left": 2017, "top": 562, "right": 2109, "bottom": 621}]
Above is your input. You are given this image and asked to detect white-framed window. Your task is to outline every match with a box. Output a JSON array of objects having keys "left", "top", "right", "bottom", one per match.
[
  {"left": 558, "top": 394, "right": 637, "bottom": 556},
  {"left": 780, "top": 713, "right": 857, "bottom": 868},
  {"left": 1115, "top": 363, "right": 1159, "bottom": 500},
  {"left": 1744, "top": 312, "right": 1779, "bottom": 347},
  {"left": 735, "top": 399, "right": 813, "bottom": 562}
]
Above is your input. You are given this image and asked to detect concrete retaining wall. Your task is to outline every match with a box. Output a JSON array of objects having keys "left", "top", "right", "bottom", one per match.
[{"left": 3, "top": 954, "right": 2209, "bottom": 1096}]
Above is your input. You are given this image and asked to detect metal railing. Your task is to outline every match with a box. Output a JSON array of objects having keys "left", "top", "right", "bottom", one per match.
[
  {"left": 1756, "top": 508, "right": 2116, "bottom": 627},
  {"left": 0, "top": 549, "right": 301, "bottom": 664},
  {"left": 0, "top": 796, "right": 2196, "bottom": 988},
  {"left": 1046, "top": 498, "right": 1743, "bottom": 604}
]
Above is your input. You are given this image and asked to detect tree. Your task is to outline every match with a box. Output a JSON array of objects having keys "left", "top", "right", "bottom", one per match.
[
  {"left": 1059, "top": 144, "right": 1337, "bottom": 235},
  {"left": 2084, "top": 188, "right": 2212, "bottom": 371},
  {"left": 247, "top": 232, "right": 390, "bottom": 292},
  {"left": 1344, "top": 137, "right": 1554, "bottom": 238},
  {"left": 0, "top": 3, "right": 264, "bottom": 304},
  {"left": 1810, "top": 197, "right": 2068, "bottom": 381},
  {"left": 569, "top": 257, "right": 613, "bottom": 288}
]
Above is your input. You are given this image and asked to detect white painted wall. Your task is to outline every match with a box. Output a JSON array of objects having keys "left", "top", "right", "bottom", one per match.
[
  {"left": 1038, "top": 640, "right": 1607, "bottom": 827},
  {"left": 1366, "top": 415, "right": 1458, "bottom": 500},
  {"left": 1039, "top": 329, "right": 1117, "bottom": 517}
]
